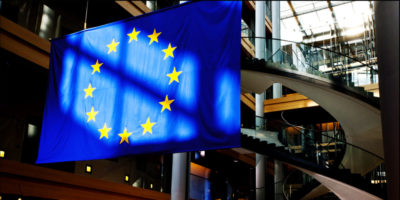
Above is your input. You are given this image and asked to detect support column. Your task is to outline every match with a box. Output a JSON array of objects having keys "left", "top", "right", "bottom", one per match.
[
  {"left": 375, "top": 2, "right": 399, "bottom": 200},
  {"left": 256, "top": 154, "right": 266, "bottom": 200},
  {"left": 272, "top": 2, "right": 284, "bottom": 199},
  {"left": 274, "top": 161, "right": 284, "bottom": 200},
  {"left": 272, "top": 1, "right": 281, "bottom": 60},
  {"left": 255, "top": 2, "right": 267, "bottom": 200},
  {"left": 272, "top": 1, "right": 282, "bottom": 104},
  {"left": 273, "top": 81, "right": 284, "bottom": 200},
  {"left": 171, "top": 152, "right": 190, "bottom": 200}
]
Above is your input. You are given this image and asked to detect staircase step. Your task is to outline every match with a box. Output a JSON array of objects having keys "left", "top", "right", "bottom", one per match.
[{"left": 240, "top": 133, "right": 386, "bottom": 199}]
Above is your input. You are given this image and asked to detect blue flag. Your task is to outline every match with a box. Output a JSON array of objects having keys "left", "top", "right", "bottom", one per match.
[{"left": 37, "top": 1, "right": 242, "bottom": 163}]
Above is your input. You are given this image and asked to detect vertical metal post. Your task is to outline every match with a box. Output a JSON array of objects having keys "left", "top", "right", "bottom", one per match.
[
  {"left": 84, "top": 0, "right": 89, "bottom": 30},
  {"left": 171, "top": 152, "right": 190, "bottom": 200},
  {"left": 170, "top": 2, "right": 191, "bottom": 198}
]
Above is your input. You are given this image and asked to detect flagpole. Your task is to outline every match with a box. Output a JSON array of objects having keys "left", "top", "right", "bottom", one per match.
[{"left": 83, "top": 0, "right": 89, "bottom": 30}]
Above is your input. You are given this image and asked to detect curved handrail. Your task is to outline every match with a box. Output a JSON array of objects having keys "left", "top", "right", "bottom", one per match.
[
  {"left": 265, "top": 118, "right": 345, "bottom": 169},
  {"left": 241, "top": 38, "right": 380, "bottom": 110},
  {"left": 269, "top": 46, "right": 320, "bottom": 73},
  {"left": 282, "top": 170, "right": 318, "bottom": 200},
  {"left": 262, "top": 113, "right": 384, "bottom": 199},
  {"left": 282, "top": 170, "right": 296, "bottom": 200},
  {"left": 241, "top": 36, "right": 376, "bottom": 71},
  {"left": 242, "top": 37, "right": 380, "bottom": 95},
  {"left": 280, "top": 111, "right": 384, "bottom": 161}
]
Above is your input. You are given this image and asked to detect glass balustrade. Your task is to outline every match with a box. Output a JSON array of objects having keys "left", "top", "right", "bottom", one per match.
[
  {"left": 242, "top": 38, "right": 380, "bottom": 100},
  {"left": 241, "top": 114, "right": 385, "bottom": 199},
  {"left": 267, "top": 38, "right": 379, "bottom": 89}
]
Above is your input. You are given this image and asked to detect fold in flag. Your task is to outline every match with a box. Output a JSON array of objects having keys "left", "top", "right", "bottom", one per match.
[{"left": 37, "top": 1, "right": 242, "bottom": 163}]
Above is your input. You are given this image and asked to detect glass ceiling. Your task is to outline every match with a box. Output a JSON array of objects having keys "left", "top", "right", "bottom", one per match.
[{"left": 280, "top": 1, "right": 375, "bottom": 43}]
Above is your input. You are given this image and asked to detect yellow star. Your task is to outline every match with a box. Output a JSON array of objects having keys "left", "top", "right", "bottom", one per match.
[
  {"left": 162, "top": 43, "right": 177, "bottom": 60},
  {"left": 147, "top": 29, "right": 161, "bottom": 45},
  {"left": 159, "top": 95, "right": 175, "bottom": 112},
  {"left": 86, "top": 107, "right": 98, "bottom": 122},
  {"left": 166, "top": 67, "right": 182, "bottom": 85},
  {"left": 141, "top": 117, "right": 156, "bottom": 135},
  {"left": 127, "top": 27, "right": 140, "bottom": 43},
  {"left": 91, "top": 59, "right": 103, "bottom": 74},
  {"left": 107, "top": 39, "right": 119, "bottom": 54},
  {"left": 98, "top": 123, "right": 111, "bottom": 139},
  {"left": 118, "top": 128, "right": 132, "bottom": 144},
  {"left": 84, "top": 83, "right": 96, "bottom": 98}
]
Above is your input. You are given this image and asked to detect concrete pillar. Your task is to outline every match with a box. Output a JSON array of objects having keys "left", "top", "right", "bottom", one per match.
[
  {"left": 272, "top": 1, "right": 282, "bottom": 102},
  {"left": 274, "top": 161, "right": 284, "bottom": 200},
  {"left": 255, "top": 1, "right": 266, "bottom": 60},
  {"left": 272, "top": 2, "right": 284, "bottom": 200},
  {"left": 272, "top": 84, "right": 282, "bottom": 99},
  {"left": 272, "top": 1, "right": 281, "bottom": 60},
  {"left": 256, "top": 154, "right": 266, "bottom": 200},
  {"left": 375, "top": 2, "right": 399, "bottom": 200},
  {"left": 256, "top": 93, "right": 265, "bottom": 130},
  {"left": 171, "top": 152, "right": 190, "bottom": 200},
  {"left": 273, "top": 81, "right": 284, "bottom": 200},
  {"left": 255, "top": 2, "right": 267, "bottom": 200}
]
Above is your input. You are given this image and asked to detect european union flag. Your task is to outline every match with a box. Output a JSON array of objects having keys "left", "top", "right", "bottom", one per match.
[{"left": 37, "top": 1, "right": 242, "bottom": 163}]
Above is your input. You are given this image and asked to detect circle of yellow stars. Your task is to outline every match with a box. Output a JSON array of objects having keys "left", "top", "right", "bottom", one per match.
[{"left": 83, "top": 27, "right": 181, "bottom": 145}]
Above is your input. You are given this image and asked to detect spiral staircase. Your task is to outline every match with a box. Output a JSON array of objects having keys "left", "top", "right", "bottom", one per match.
[{"left": 240, "top": 39, "right": 385, "bottom": 199}]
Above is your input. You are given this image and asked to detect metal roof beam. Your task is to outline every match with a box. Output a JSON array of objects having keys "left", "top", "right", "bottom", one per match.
[
  {"left": 326, "top": 0, "right": 341, "bottom": 39},
  {"left": 281, "top": 1, "right": 351, "bottom": 20},
  {"left": 287, "top": 1, "right": 309, "bottom": 37}
]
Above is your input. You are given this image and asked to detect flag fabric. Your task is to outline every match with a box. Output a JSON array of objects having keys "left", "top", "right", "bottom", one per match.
[{"left": 37, "top": 1, "right": 242, "bottom": 163}]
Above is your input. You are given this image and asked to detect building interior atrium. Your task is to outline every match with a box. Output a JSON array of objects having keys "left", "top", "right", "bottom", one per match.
[{"left": 0, "top": 1, "right": 398, "bottom": 200}]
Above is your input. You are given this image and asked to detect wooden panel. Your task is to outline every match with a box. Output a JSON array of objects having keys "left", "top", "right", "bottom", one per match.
[
  {"left": 0, "top": 30, "right": 49, "bottom": 69},
  {"left": 244, "top": 1, "right": 255, "bottom": 10},
  {"left": 190, "top": 162, "right": 211, "bottom": 179},
  {"left": 264, "top": 99, "right": 318, "bottom": 113},
  {"left": 115, "top": 1, "right": 151, "bottom": 16},
  {"left": 242, "top": 93, "right": 319, "bottom": 113},
  {"left": 265, "top": 16, "right": 272, "bottom": 35},
  {"left": 0, "top": 16, "right": 50, "bottom": 53},
  {"left": 264, "top": 93, "right": 319, "bottom": 113},
  {"left": 264, "top": 93, "right": 309, "bottom": 105},
  {"left": 0, "top": 160, "right": 170, "bottom": 200},
  {"left": 316, "top": 142, "right": 338, "bottom": 147},
  {"left": 240, "top": 93, "right": 255, "bottom": 111},
  {"left": 317, "top": 122, "right": 340, "bottom": 132},
  {"left": 241, "top": 37, "right": 255, "bottom": 58},
  {"left": 0, "top": 16, "right": 50, "bottom": 69},
  {"left": 132, "top": 1, "right": 152, "bottom": 13},
  {"left": 115, "top": 1, "right": 144, "bottom": 16}
]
